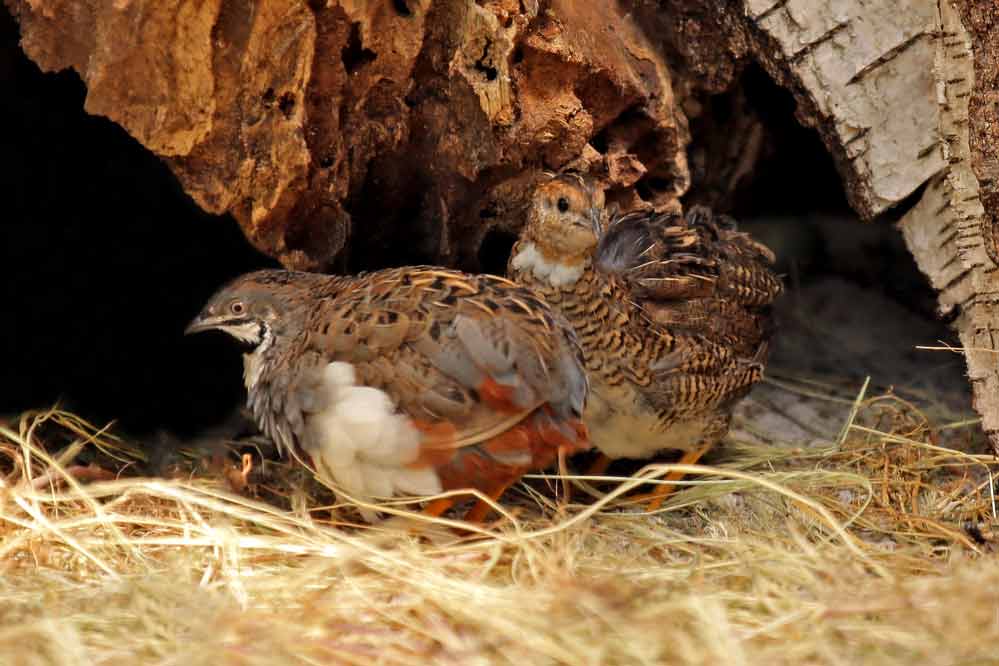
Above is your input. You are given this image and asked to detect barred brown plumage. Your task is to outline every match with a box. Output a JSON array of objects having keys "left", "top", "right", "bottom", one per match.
[
  {"left": 509, "top": 174, "right": 782, "bottom": 509},
  {"left": 186, "top": 266, "right": 591, "bottom": 522}
]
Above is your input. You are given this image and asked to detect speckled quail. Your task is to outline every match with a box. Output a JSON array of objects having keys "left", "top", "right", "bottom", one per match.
[
  {"left": 508, "top": 174, "right": 782, "bottom": 508},
  {"left": 186, "top": 267, "right": 591, "bottom": 522}
]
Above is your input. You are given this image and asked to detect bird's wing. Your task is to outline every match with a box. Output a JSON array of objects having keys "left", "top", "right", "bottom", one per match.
[
  {"left": 595, "top": 206, "right": 783, "bottom": 357},
  {"left": 299, "top": 268, "right": 590, "bottom": 487}
]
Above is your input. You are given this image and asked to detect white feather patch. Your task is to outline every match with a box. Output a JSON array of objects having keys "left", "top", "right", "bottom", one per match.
[
  {"left": 242, "top": 329, "right": 274, "bottom": 390},
  {"left": 301, "top": 362, "right": 442, "bottom": 517},
  {"left": 510, "top": 242, "right": 584, "bottom": 287}
]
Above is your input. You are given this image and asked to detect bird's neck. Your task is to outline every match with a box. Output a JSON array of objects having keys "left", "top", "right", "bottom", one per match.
[
  {"left": 241, "top": 337, "right": 302, "bottom": 457},
  {"left": 241, "top": 327, "right": 278, "bottom": 391},
  {"left": 509, "top": 238, "right": 590, "bottom": 289}
]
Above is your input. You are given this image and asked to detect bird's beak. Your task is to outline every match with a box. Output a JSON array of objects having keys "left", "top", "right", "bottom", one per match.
[
  {"left": 589, "top": 207, "right": 604, "bottom": 236},
  {"left": 184, "top": 314, "right": 212, "bottom": 336}
]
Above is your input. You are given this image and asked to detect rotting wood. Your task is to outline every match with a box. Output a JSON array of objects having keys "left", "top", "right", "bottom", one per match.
[
  {"left": 7, "top": 0, "right": 999, "bottom": 446},
  {"left": 4, "top": 0, "right": 690, "bottom": 271},
  {"left": 899, "top": 1, "right": 999, "bottom": 450}
]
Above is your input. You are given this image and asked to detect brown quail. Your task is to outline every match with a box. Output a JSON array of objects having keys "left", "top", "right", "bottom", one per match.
[
  {"left": 186, "top": 267, "right": 591, "bottom": 522},
  {"left": 508, "top": 175, "right": 782, "bottom": 508}
]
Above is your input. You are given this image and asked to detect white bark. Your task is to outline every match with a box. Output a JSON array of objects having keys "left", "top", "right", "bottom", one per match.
[
  {"left": 899, "top": 1, "right": 999, "bottom": 447},
  {"left": 746, "top": 1, "right": 997, "bottom": 445},
  {"left": 744, "top": 0, "right": 947, "bottom": 218}
]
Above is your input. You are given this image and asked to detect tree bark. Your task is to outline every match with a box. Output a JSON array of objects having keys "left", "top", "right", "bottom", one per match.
[
  {"left": 5, "top": 0, "right": 693, "bottom": 271},
  {"left": 901, "top": 0, "right": 999, "bottom": 449},
  {"left": 7, "top": 0, "right": 999, "bottom": 444},
  {"left": 710, "top": 0, "right": 999, "bottom": 448}
]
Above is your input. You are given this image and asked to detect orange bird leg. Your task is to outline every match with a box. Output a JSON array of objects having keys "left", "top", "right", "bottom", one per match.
[
  {"left": 463, "top": 481, "right": 515, "bottom": 523},
  {"left": 584, "top": 453, "right": 612, "bottom": 478},
  {"left": 636, "top": 446, "right": 711, "bottom": 511},
  {"left": 421, "top": 497, "right": 457, "bottom": 519}
]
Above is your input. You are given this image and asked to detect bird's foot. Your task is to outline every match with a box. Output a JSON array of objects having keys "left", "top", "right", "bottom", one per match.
[{"left": 630, "top": 446, "right": 710, "bottom": 511}]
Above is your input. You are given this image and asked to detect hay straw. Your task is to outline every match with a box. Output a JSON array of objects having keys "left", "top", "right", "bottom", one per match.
[{"left": 2, "top": 391, "right": 999, "bottom": 665}]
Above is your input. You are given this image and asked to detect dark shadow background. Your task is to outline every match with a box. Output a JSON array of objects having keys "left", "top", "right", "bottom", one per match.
[
  {"left": 0, "top": 7, "right": 954, "bottom": 439},
  {"left": 0, "top": 7, "right": 276, "bottom": 437}
]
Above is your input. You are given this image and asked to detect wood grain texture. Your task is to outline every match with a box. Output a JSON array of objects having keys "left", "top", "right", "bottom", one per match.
[{"left": 5, "top": 0, "right": 690, "bottom": 270}]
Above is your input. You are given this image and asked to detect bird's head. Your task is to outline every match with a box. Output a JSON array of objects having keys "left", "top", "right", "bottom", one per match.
[
  {"left": 185, "top": 270, "right": 313, "bottom": 352},
  {"left": 524, "top": 173, "right": 605, "bottom": 261}
]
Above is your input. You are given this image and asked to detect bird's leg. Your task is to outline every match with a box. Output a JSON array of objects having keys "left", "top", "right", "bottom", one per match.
[
  {"left": 557, "top": 444, "right": 571, "bottom": 506},
  {"left": 635, "top": 445, "right": 711, "bottom": 511},
  {"left": 421, "top": 497, "right": 457, "bottom": 518},
  {"left": 223, "top": 452, "right": 255, "bottom": 493},
  {"left": 419, "top": 482, "right": 513, "bottom": 524},
  {"left": 463, "top": 481, "right": 514, "bottom": 523},
  {"left": 584, "top": 453, "right": 612, "bottom": 478}
]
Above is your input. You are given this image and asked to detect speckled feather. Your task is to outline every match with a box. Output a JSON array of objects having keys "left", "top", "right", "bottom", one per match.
[
  {"left": 596, "top": 205, "right": 783, "bottom": 358},
  {"left": 191, "top": 266, "right": 590, "bottom": 518},
  {"left": 508, "top": 175, "right": 782, "bottom": 460}
]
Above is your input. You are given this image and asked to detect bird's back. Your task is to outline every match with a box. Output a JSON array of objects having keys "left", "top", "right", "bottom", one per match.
[
  {"left": 595, "top": 206, "right": 782, "bottom": 360},
  {"left": 579, "top": 206, "right": 782, "bottom": 458}
]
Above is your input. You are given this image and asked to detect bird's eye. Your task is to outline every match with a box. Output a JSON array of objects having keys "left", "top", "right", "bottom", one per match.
[
  {"left": 230, "top": 301, "right": 246, "bottom": 315},
  {"left": 557, "top": 197, "right": 570, "bottom": 213}
]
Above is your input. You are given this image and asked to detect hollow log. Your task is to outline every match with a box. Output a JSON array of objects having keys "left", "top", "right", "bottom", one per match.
[{"left": 6, "top": 0, "right": 999, "bottom": 446}]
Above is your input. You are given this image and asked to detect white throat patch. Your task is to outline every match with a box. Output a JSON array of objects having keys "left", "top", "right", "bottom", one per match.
[
  {"left": 242, "top": 327, "right": 274, "bottom": 390},
  {"left": 510, "top": 242, "right": 584, "bottom": 287}
]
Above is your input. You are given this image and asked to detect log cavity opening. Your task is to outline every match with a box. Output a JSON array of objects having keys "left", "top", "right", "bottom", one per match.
[
  {"left": 694, "top": 64, "right": 966, "bottom": 408},
  {"left": 479, "top": 228, "right": 518, "bottom": 276},
  {"left": 0, "top": 9, "right": 274, "bottom": 437},
  {"left": 710, "top": 65, "right": 935, "bottom": 316}
]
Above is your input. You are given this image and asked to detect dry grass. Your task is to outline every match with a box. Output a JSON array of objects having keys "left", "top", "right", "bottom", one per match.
[{"left": 3, "top": 382, "right": 999, "bottom": 666}]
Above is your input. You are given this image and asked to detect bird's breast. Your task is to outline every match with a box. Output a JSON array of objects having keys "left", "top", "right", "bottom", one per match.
[{"left": 584, "top": 383, "right": 708, "bottom": 459}]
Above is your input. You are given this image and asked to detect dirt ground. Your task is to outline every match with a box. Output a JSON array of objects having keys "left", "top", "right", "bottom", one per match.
[{"left": 732, "top": 276, "right": 975, "bottom": 453}]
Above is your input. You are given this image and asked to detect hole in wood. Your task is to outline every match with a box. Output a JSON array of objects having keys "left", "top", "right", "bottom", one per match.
[
  {"left": 478, "top": 228, "right": 518, "bottom": 276},
  {"left": 392, "top": 0, "right": 412, "bottom": 17},
  {"left": 342, "top": 22, "right": 377, "bottom": 74},
  {"left": 278, "top": 92, "right": 296, "bottom": 118},
  {"left": 474, "top": 40, "right": 498, "bottom": 81}
]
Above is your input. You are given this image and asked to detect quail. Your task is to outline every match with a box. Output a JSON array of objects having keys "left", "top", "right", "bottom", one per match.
[
  {"left": 186, "top": 267, "right": 591, "bottom": 522},
  {"left": 508, "top": 174, "right": 782, "bottom": 508}
]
